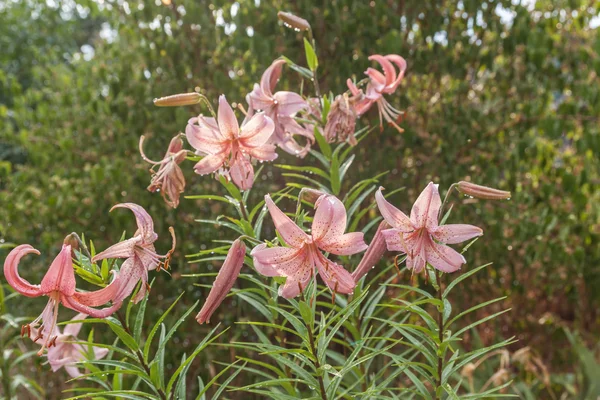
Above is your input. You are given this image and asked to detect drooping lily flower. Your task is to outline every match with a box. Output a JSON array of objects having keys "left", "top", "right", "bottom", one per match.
[
  {"left": 139, "top": 135, "right": 187, "bottom": 208},
  {"left": 249, "top": 59, "right": 314, "bottom": 157},
  {"left": 32, "top": 313, "right": 108, "bottom": 378},
  {"left": 347, "top": 54, "right": 407, "bottom": 132},
  {"left": 324, "top": 93, "right": 358, "bottom": 146},
  {"left": 92, "top": 203, "right": 175, "bottom": 304},
  {"left": 186, "top": 95, "right": 276, "bottom": 190},
  {"left": 4, "top": 244, "right": 122, "bottom": 354},
  {"left": 251, "top": 194, "right": 367, "bottom": 298},
  {"left": 196, "top": 238, "right": 246, "bottom": 324},
  {"left": 375, "top": 183, "right": 483, "bottom": 274}
]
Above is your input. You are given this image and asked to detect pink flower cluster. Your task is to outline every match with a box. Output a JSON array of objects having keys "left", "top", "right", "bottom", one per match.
[
  {"left": 142, "top": 54, "right": 408, "bottom": 209},
  {"left": 3, "top": 203, "right": 173, "bottom": 356}
]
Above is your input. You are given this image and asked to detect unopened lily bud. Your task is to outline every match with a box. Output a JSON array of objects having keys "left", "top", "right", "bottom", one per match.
[
  {"left": 63, "top": 232, "right": 89, "bottom": 258},
  {"left": 196, "top": 239, "right": 246, "bottom": 324},
  {"left": 277, "top": 11, "right": 311, "bottom": 31},
  {"left": 352, "top": 221, "right": 390, "bottom": 281},
  {"left": 153, "top": 92, "right": 203, "bottom": 107},
  {"left": 457, "top": 181, "right": 511, "bottom": 200},
  {"left": 299, "top": 188, "right": 327, "bottom": 205}
]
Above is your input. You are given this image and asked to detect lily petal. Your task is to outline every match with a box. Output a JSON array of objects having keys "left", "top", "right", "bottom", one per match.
[
  {"left": 432, "top": 224, "right": 483, "bottom": 245},
  {"left": 425, "top": 242, "right": 465, "bottom": 273},
  {"left": 264, "top": 194, "right": 309, "bottom": 248},
  {"left": 186, "top": 117, "right": 227, "bottom": 155},
  {"left": 63, "top": 313, "right": 87, "bottom": 337},
  {"left": 71, "top": 271, "right": 121, "bottom": 307},
  {"left": 217, "top": 95, "right": 239, "bottom": 139},
  {"left": 319, "top": 232, "right": 367, "bottom": 256},
  {"left": 381, "top": 228, "right": 408, "bottom": 253},
  {"left": 40, "top": 244, "right": 76, "bottom": 296},
  {"left": 3, "top": 244, "right": 43, "bottom": 297},
  {"left": 246, "top": 144, "right": 278, "bottom": 161},
  {"left": 311, "top": 195, "right": 347, "bottom": 244},
  {"left": 229, "top": 153, "right": 254, "bottom": 190},
  {"left": 111, "top": 203, "right": 157, "bottom": 244},
  {"left": 92, "top": 237, "right": 139, "bottom": 263},
  {"left": 260, "top": 59, "right": 285, "bottom": 97},
  {"left": 250, "top": 244, "right": 281, "bottom": 277},
  {"left": 239, "top": 112, "right": 275, "bottom": 148},
  {"left": 273, "top": 91, "right": 307, "bottom": 116},
  {"left": 193, "top": 152, "right": 228, "bottom": 175},
  {"left": 406, "top": 254, "right": 426, "bottom": 273},
  {"left": 315, "top": 254, "right": 355, "bottom": 295},
  {"left": 375, "top": 187, "right": 413, "bottom": 232},
  {"left": 410, "top": 182, "right": 441, "bottom": 230},
  {"left": 61, "top": 294, "right": 123, "bottom": 319}
]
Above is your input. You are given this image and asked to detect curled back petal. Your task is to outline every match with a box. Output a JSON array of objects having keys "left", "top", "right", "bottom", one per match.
[
  {"left": 61, "top": 294, "right": 123, "bottom": 319},
  {"left": 260, "top": 59, "right": 285, "bottom": 97},
  {"left": 410, "top": 182, "right": 441, "bottom": 231},
  {"left": 40, "top": 244, "right": 76, "bottom": 296},
  {"left": 375, "top": 187, "right": 413, "bottom": 232},
  {"left": 265, "top": 194, "right": 309, "bottom": 248},
  {"left": 111, "top": 203, "right": 158, "bottom": 244},
  {"left": 3, "top": 244, "right": 43, "bottom": 297},
  {"left": 432, "top": 224, "right": 483, "bottom": 245},
  {"left": 384, "top": 54, "right": 407, "bottom": 92},
  {"left": 368, "top": 54, "right": 397, "bottom": 88},
  {"left": 71, "top": 271, "right": 120, "bottom": 307}
]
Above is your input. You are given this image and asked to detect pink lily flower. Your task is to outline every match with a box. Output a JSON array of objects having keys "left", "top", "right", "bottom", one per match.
[
  {"left": 139, "top": 135, "right": 187, "bottom": 209},
  {"left": 249, "top": 59, "right": 314, "bottom": 157},
  {"left": 196, "top": 238, "right": 246, "bottom": 324},
  {"left": 4, "top": 244, "right": 121, "bottom": 354},
  {"left": 375, "top": 183, "right": 483, "bottom": 274},
  {"left": 186, "top": 95, "right": 276, "bottom": 190},
  {"left": 33, "top": 313, "right": 108, "bottom": 378},
  {"left": 347, "top": 54, "right": 407, "bottom": 132},
  {"left": 251, "top": 194, "right": 367, "bottom": 298},
  {"left": 92, "top": 203, "right": 175, "bottom": 304}
]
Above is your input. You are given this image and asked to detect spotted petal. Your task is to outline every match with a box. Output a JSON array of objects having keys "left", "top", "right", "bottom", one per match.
[
  {"left": 264, "top": 194, "right": 309, "bottom": 248},
  {"left": 410, "top": 182, "right": 441, "bottom": 230}
]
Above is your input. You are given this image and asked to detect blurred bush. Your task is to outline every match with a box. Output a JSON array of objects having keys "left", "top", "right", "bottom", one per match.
[{"left": 1, "top": 0, "right": 599, "bottom": 396}]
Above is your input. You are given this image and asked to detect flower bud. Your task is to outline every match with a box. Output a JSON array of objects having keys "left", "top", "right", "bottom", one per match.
[
  {"left": 351, "top": 221, "right": 390, "bottom": 281},
  {"left": 457, "top": 181, "right": 511, "bottom": 200},
  {"left": 196, "top": 239, "right": 246, "bottom": 324},
  {"left": 153, "top": 92, "right": 203, "bottom": 107},
  {"left": 299, "top": 188, "right": 327, "bottom": 205},
  {"left": 277, "top": 11, "right": 311, "bottom": 31}
]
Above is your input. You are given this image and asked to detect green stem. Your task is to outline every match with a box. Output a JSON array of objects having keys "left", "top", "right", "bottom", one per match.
[
  {"left": 299, "top": 289, "right": 328, "bottom": 400},
  {"left": 239, "top": 198, "right": 250, "bottom": 222},
  {"left": 116, "top": 312, "right": 168, "bottom": 400},
  {"left": 435, "top": 270, "right": 444, "bottom": 399}
]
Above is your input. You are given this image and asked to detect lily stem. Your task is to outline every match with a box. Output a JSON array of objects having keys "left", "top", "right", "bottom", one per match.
[
  {"left": 239, "top": 198, "right": 250, "bottom": 222},
  {"left": 299, "top": 289, "right": 328, "bottom": 400},
  {"left": 116, "top": 312, "right": 168, "bottom": 400},
  {"left": 435, "top": 270, "right": 444, "bottom": 399}
]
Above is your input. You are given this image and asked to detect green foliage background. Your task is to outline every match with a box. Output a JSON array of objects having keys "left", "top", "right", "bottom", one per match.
[{"left": 1, "top": 0, "right": 599, "bottom": 397}]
